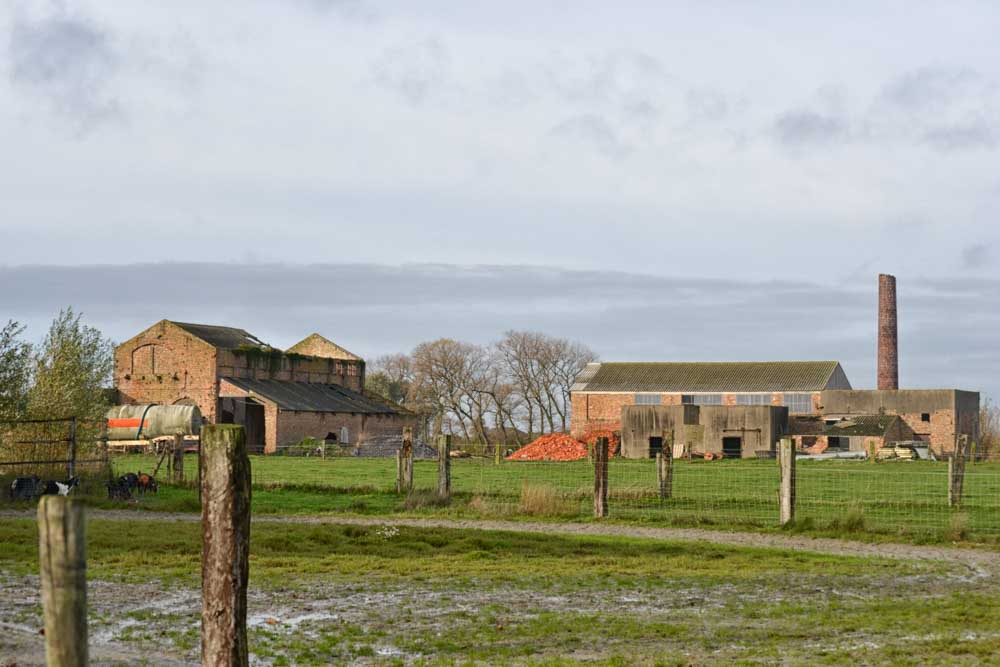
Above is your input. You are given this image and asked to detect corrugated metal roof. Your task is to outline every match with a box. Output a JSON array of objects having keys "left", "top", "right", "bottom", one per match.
[
  {"left": 222, "top": 378, "right": 397, "bottom": 414},
  {"left": 574, "top": 361, "right": 843, "bottom": 393},
  {"left": 171, "top": 322, "right": 269, "bottom": 350}
]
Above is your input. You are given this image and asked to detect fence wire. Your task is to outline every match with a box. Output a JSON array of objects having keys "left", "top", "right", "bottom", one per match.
[{"left": 106, "top": 446, "right": 1000, "bottom": 538}]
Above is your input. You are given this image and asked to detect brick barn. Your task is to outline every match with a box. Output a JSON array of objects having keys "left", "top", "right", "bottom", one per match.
[
  {"left": 114, "top": 320, "right": 417, "bottom": 453},
  {"left": 571, "top": 361, "right": 978, "bottom": 458}
]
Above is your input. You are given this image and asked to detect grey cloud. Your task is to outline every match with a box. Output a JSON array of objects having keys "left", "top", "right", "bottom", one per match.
[
  {"left": 548, "top": 114, "right": 631, "bottom": 159},
  {"left": 773, "top": 110, "right": 848, "bottom": 148},
  {"left": 882, "top": 67, "right": 982, "bottom": 111},
  {"left": 372, "top": 37, "right": 450, "bottom": 105},
  {"left": 923, "top": 121, "right": 996, "bottom": 152},
  {"left": 8, "top": 9, "right": 122, "bottom": 128},
  {"left": 0, "top": 263, "right": 993, "bottom": 397},
  {"left": 962, "top": 243, "right": 991, "bottom": 268}
]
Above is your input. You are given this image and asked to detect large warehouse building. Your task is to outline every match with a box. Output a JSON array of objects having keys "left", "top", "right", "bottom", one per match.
[
  {"left": 571, "top": 275, "right": 980, "bottom": 458},
  {"left": 114, "top": 320, "right": 417, "bottom": 453}
]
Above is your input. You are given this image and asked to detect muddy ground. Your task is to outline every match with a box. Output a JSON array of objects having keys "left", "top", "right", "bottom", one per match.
[{"left": 2, "top": 512, "right": 999, "bottom": 665}]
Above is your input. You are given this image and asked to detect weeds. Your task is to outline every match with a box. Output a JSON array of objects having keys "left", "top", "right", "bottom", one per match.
[{"left": 519, "top": 483, "right": 576, "bottom": 517}]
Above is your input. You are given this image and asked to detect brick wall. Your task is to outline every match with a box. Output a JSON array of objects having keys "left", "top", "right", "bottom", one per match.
[
  {"left": 275, "top": 411, "right": 418, "bottom": 451},
  {"left": 217, "top": 350, "right": 363, "bottom": 392},
  {"left": 114, "top": 321, "right": 219, "bottom": 422}
]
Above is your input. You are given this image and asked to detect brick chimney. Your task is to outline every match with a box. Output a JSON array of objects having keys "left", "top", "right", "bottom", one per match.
[{"left": 877, "top": 274, "right": 898, "bottom": 390}]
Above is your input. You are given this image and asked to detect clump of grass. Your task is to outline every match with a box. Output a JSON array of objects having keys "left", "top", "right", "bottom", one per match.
[
  {"left": 829, "top": 502, "right": 867, "bottom": 534},
  {"left": 944, "top": 513, "right": 969, "bottom": 541},
  {"left": 403, "top": 489, "right": 451, "bottom": 510},
  {"left": 519, "top": 482, "right": 576, "bottom": 517}
]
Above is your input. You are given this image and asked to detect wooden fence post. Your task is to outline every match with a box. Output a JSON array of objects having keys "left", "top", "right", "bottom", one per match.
[
  {"left": 438, "top": 434, "right": 451, "bottom": 499},
  {"left": 396, "top": 449, "right": 405, "bottom": 494},
  {"left": 594, "top": 436, "right": 609, "bottom": 518},
  {"left": 38, "top": 496, "right": 87, "bottom": 667},
  {"left": 173, "top": 433, "right": 185, "bottom": 484},
  {"left": 657, "top": 430, "right": 673, "bottom": 500},
  {"left": 400, "top": 427, "right": 414, "bottom": 493},
  {"left": 949, "top": 436, "right": 968, "bottom": 507},
  {"left": 200, "top": 425, "right": 251, "bottom": 667},
  {"left": 778, "top": 437, "right": 795, "bottom": 526}
]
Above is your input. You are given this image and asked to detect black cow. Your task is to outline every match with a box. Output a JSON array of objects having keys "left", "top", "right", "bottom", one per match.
[
  {"left": 119, "top": 472, "right": 139, "bottom": 491},
  {"left": 40, "top": 477, "right": 80, "bottom": 496},
  {"left": 10, "top": 475, "right": 42, "bottom": 500},
  {"left": 106, "top": 479, "right": 133, "bottom": 501}
]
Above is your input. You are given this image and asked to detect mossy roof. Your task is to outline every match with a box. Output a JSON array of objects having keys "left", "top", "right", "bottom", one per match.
[{"left": 573, "top": 361, "right": 844, "bottom": 393}]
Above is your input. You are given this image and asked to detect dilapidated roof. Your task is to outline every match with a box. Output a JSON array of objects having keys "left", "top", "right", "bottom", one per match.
[
  {"left": 572, "top": 361, "right": 848, "bottom": 393},
  {"left": 222, "top": 377, "right": 397, "bottom": 415},
  {"left": 823, "top": 415, "right": 900, "bottom": 437},
  {"left": 787, "top": 414, "right": 900, "bottom": 437},
  {"left": 170, "top": 322, "right": 270, "bottom": 350}
]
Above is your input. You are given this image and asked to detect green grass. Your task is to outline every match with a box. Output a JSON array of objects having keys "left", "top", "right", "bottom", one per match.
[
  {"left": 0, "top": 517, "right": 910, "bottom": 585},
  {"left": 1, "top": 517, "right": 997, "bottom": 665},
  {"left": 103, "top": 453, "right": 1000, "bottom": 540}
]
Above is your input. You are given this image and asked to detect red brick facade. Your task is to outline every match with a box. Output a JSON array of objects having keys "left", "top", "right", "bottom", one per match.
[{"left": 115, "top": 320, "right": 412, "bottom": 454}]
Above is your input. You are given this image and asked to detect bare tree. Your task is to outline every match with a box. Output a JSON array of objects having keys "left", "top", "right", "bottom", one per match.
[{"left": 980, "top": 397, "right": 999, "bottom": 461}]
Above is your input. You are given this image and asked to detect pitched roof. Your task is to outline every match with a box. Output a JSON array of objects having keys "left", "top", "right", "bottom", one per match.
[
  {"left": 286, "top": 333, "right": 361, "bottom": 361},
  {"left": 170, "top": 321, "right": 269, "bottom": 350},
  {"left": 572, "top": 361, "right": 846, "bottom": 393},
  {"left": 222, "top": 378, "right": 396, "bottom": 414}
]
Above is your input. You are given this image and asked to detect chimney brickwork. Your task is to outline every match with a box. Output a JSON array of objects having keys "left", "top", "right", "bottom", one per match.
[{"left": 877, "top": 273, "right": 899, "bottom": 390}]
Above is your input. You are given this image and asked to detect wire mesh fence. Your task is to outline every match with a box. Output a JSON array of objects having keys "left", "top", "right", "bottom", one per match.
[
  {"left": 107, "top": 440, "right": 1000, "bottom": 538},
  {"left": 1, "top": 417, "right": 111, "bottom": 502}
]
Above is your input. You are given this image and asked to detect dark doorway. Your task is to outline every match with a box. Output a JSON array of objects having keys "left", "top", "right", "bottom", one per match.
[
  {"left": 648, "top": 436, "right": 663, "bottom": 459},
  {"left": 722, "top": 437, "right": 742, "bottom": 458},
  {"left": 244, "top": 400, "right": 265, "bottom": 451}
]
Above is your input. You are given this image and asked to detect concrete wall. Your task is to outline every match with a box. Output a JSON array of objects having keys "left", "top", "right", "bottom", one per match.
[
  {"left": 620, "top": 404, "right": 786, "bottom": 459},
  {"left": 619, "top": 405, "right": 697, "bottom": 458},
  {"left": 698, "top": 406, "right": 787, "bottom": 458},
  {"left": 819, "top": 389, "right": 979, "bottom": 455}
]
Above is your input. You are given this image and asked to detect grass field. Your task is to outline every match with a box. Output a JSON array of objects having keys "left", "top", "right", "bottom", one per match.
[
  {"left": 3, "top": 517, "right": 999, "bottom": 665},
  {"left": 96, "top": 453, "right": 1000, "bottom": 541}
]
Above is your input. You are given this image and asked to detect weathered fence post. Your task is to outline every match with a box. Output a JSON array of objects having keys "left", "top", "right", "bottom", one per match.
[
  {"left": 396, "top": 449, "right": 405, "bottom": 494},
  {"left": 949, "top": 436, "right": 968, "bottom": 507},
  {"left": 200, "top": 425, "right": 251, "bottom": 667},
  {"left": 173, "top": 433, "right": 185, "bottom": 484},
  {"left": 594, "top": 436, "right": 609, "bottom": 518},
  {"left": 396, "top": 427, "right": 414, "bottom": 494},
  {"left": 778, "top": 437, "right": 795, "bottom": 526},
  {"left": 656, "top": 430, "right": 673, "bottom": 500},
  {"left": 67, "top": 416, "right": 78, "bottom": 479},
  {"left": 38, "top": 496, "right": 87, "bottom": 667},
  {"left": 437, "top": 434, "right": 451, "bottom": 499}
]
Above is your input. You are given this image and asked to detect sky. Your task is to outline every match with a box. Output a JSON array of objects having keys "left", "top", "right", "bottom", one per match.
[{"left": 1, "top": 1, "right": 998, "bottom": 395}]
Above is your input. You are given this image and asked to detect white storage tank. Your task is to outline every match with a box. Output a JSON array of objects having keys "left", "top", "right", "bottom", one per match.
[{"left": 106, "top": 404, "right": 202, "bottom": 440}]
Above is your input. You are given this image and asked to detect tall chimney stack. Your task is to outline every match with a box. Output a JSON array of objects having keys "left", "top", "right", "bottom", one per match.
[{"left": 877, "top": 273, "right": 898, "bottom": 390}]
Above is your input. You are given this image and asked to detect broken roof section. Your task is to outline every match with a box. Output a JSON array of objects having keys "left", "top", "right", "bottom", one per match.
[
  {"left": 572, "top": 361, "right": 851, "bottom": 393},
  {"left": 286, "top": 333, "right": 361, "bottom": 361},
  {"left": 223, "top": 378, "right": 394, "bottom": 414},
  {"left": 788, "top": 414, "right": 901, "bottom": 438},
  {"left": 170, "top": 321, "right": 270, "bottom": 350}
]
